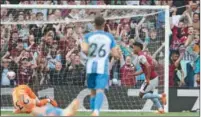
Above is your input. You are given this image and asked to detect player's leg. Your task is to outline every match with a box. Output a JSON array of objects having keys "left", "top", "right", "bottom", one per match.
[
  {"left": 31, "top": 99, "right": 79, "bottom": 116},
  {"left": 31, "top": 106, "right": 63, "bottom": 116},
  {"left": 139, "top": 77, "right": 166, "bottom": 112},
  {"left": 87, "top": 73, "right": 96, "bottom": 111},
  {"left": 151, "top": 98, "right": 164, "bottom": 114},
  {"left": 91, "top": 74, "right": 108, "bottom": 116},
  {"left": 62, "top": 99, "right": 80, "bottom": 116},
  {"left": 140, "top": 78, "right": 165, "bottom": 101}
]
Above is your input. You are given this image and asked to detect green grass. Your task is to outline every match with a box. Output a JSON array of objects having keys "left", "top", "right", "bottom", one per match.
[{"left": 1, "top": 111, "right": 199, "bottom": 116}]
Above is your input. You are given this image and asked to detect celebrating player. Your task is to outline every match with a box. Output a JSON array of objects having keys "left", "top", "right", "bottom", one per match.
[
  {"left": 81, "top": 16, "right": 121, "bottom": 116},
  {"left": 132, "top": 42, "right": 166, "bottom": 114},
  {"left": 12, "top": 85, "right": 58, "bottom": 114}
]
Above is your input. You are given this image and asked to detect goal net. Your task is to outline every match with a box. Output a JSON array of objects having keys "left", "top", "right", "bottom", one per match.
[{"left": 0, "top": 4, "right": 169, "bottom": 113}]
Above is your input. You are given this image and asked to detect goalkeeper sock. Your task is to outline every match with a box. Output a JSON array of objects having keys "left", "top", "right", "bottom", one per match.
[
  {"left": 142, "top": 93, "right": 161, "bottom": 99},
  {"left": 90, "top": 96, "right": 95, "bottom": 111},
  {"left": 94, "top": 92, "right": 104, "bottom": 112},
  {"left": 45, "top": 107, "right": 63, "bottom": 116},
  {"left": 151, "top": 98, "right": 162, "bottom": 109}
]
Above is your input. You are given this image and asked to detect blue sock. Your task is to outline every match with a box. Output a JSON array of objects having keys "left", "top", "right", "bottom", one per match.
[
  {"left": 90, "top": 96, "right": 95, "bottom": 110},
  {"left": 151, "top": 98, "right": 162, "bottom": 109},
  {"left": 46, "top": 107, "right": 63, "bottom": 116},
  {"left": 94, "top": 92, "right": 104, "bottom": 111},
  {"left": 142, "top": 93, "right": 161, "bottom": 99}
]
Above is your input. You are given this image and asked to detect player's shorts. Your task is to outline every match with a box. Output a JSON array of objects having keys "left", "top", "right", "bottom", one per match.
[
  {"left": 140, "top": 77, "right": 159, "bottom": 93},
  {"left": 87, "top": 73, "right": 108, "bottom": 89}
]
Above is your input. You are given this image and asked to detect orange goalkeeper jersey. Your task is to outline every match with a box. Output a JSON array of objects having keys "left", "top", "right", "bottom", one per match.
[{"left": 12, "top": 85, "right": 36, "bottom": 113}]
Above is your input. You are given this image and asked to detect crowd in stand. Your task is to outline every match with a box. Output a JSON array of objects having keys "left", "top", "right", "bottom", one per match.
[{"left": 0, "top": 0, "right": 199, "bottom": 88}]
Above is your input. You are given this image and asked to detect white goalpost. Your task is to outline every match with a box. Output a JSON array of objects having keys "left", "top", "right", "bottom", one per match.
[{"left": 0, "top": 4, "right": 169, "bottom": 113}]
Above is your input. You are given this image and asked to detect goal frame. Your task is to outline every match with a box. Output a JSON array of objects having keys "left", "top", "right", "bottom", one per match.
[{"left": 0, "top": 4, "right": 170, "bottom": 112}]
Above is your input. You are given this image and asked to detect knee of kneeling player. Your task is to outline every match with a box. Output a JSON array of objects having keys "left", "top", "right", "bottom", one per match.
[{"left": 90, "top": 90, "right": 96, "bottom": 96}]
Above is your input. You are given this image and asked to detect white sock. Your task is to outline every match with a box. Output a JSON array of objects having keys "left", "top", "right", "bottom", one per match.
[{"left": 94, "top": 109, "right": 99, "bottom": 115}]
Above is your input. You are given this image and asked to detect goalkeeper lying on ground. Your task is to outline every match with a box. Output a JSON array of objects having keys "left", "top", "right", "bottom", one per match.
[
  {"left": 12, "top": 85, "right": 58, "bottom": 113},
  {"left": 12, "top": 85, "right": 79, "bottom": 116}
]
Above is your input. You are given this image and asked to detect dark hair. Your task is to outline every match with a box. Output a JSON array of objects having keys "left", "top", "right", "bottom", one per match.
[
  {"left": 21, "top": 58, "right": 29, "bottom": 62},
  {"left": 94, "top": 15, "right": 105, "bottom": 27},
  {"left": 170, "top": 50, "right": 180, "bottom": 56},
  {"left": 133, "top": 42, "right": 143, "bottom": 50},
  {"left": 193, "top": 13, "right": 200, "bottom": 18}
]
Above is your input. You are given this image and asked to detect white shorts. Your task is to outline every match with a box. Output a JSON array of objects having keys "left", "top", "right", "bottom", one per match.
[{"left": 140, "top": 77, "right": 159, "bottom": 93}]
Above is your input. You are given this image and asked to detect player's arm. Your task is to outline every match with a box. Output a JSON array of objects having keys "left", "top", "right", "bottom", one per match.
[
  {"left": 174, "top": 52, "right": 184, "bottom": 68},
  {"left": 152, "top": 42, "right": 165, "bottom": 59},
  {"left": 81, "top": 34, "right": 89, "bottom": 55},
  {"left": 111, "top": 46, "right": 121, "bottom": 60},
  {"left": 110, "top": 34, "right": 121, "bottom": 59},
  {"left": 134, "top": 70, "right": 143, "bottom": 76},
  {"left": 179, "top": 69, "right": 185, "bottom": 85},
  {"left": 81, "top": 42, "right": 89, "bottom": 55}
]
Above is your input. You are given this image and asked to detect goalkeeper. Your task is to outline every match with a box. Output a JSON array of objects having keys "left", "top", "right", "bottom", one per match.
[
  {"left": 12, "top": 85, "right": 58, "bottom": 113},
  {"left": 12, "top": 85, "right": 79, "bottom": 116}
]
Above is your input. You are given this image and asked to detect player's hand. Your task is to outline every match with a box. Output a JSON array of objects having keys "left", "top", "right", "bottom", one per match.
[
  {"left": 180, "top": 79, "right": 185, "bottom": 86},
  {"left": 69, "top": 66, "right": 73, "bottom": 70},
  {"left": 145, "top": 79, "right": 150, "bottom": 85}
]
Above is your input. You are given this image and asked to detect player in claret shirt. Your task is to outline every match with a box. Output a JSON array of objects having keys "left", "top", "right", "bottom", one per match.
[{"left": 132, "top": 42, "right": 166, "bottom": 114}]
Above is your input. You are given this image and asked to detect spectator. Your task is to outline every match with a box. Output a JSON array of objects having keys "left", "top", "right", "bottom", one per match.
[
  {"left": 169, "top": 50, "right": 185, "bottom": 87},
  {"left": 66, "top": 55, "right": 85, "bottom": 86},
  {"left": 120, "top": 55, "right": 136, "bottom": 87},
  {"left": 26, "top": 35, "right": 38, "bottom": 52},
  {"left": 0, "top": 60, "right": 15, "bottom": 86},
  {"left": 36, "top": 55, "right": 49, "bottom": 85},
  {"left": 8, "top": 31, "right": 20, "bottom": 51},
  {"left": 54, "top": 10, "right": 62, "bottom": 21},
  {"left": 49, "top": 61, "right": 67, "bottom": 85},
  {"left": 32, "top": 0, "right": 48, "bottom": 20},
  {"left": 194, "top": 55, "right": 200, "bottom": 87},
  {"left": 17, "top": 12, "right": 25, "bottom": 21},
  {"left": 17, "top": 58, "right": 34, "bottom": 85},
  {"left": 1, "top": 8, "right": 8, "bottom": 21},
  {"left": 36, "top": 12, "right": 44, "bottom": 21},
  {"left": 47, "top": 46, "right": 62, "bottom": 70},
  {"left": 192, "top": 13, "right": 200, "bottom": 30}
]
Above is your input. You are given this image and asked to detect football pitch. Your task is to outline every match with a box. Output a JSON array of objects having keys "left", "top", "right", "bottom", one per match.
[{"left": 1, "top": 111, "right": 199, "bottom": 116}]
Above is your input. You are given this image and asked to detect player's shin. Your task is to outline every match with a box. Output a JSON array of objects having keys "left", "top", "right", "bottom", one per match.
[
  {"left": 90, "top": 90, "right": 96, "bottom": 111},
  {"left": 142, "top": 92, "right": 161, "bottom": 99},
  {"left": 31, "top": 106, "right": 46, "bottom": 116},
  {"left": 93, "top": 90, "right": 104, "bottom": 116},
  {"left": 90, "top": 96, "right": 95, "bottom": 111},
  {"left": 151, "top": 98, "right": 164, "bottom": 114}
]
